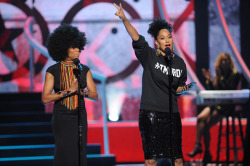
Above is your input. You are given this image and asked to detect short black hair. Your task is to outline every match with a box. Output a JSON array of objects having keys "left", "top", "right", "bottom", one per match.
[
  {"left": 147, "top": 18, "right": 173, "bottom": 40},
  {"left": 46, "top": 24, "right": 87, "bottom": 62}
]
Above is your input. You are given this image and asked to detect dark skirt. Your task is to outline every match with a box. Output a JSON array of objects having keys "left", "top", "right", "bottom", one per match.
[
  {"left": 139, "top": 109, "right": 183, "bottom": 160},
  {"left": 52, "top": 105, "right": 87, "bottom": 166}
]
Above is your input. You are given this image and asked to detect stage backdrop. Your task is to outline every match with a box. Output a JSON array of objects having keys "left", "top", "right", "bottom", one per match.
[
  {"left": 208, "top": 0, "right": 241, "bottom": 79},
  {"left": 1, "top": 0, "right": 241, "bottom": 121}
]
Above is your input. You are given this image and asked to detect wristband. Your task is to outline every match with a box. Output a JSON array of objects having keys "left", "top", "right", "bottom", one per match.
[
  {"left": 57, "top": 91, "right": 63, "bottom": 98},
  {"left": 206, "top": 79, "right": 211, "bottom": 85},
  {"left": 83, "top": 91, "right": 88, "bottom": 98},
  {"left": 62, "top": 90, "right": 71, "bottom": 97}
]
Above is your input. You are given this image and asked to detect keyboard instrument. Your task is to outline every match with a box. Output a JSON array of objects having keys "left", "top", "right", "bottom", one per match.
[{"left": 195, "top": 89, "right": 250, "bottom": 106}]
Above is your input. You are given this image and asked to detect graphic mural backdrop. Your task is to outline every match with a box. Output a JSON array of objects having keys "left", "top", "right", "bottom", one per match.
[{"left": 0, "top": 0, "right": 241, "bottom": 121}]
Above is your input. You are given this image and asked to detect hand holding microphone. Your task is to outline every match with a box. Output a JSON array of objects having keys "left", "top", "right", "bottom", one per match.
[{"left": 177, "top": 82, "right": 197, "bottom": 95}]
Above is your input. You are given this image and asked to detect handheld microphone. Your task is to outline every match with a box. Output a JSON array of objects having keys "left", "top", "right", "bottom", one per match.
[
  {"left": 165, "top": 47, "right": 173, "bottom": 61},
  {"left": 176, "top": 82, "right": 197, "bottom": 95},
  {"left": 188, "top": 82, "right": 197, "bottom": 88},
  {"left": 73, "top": 58, "right": 83, "bottom": 71}
]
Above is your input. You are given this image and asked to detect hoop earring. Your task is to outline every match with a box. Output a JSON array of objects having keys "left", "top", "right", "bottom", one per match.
[{"left": 156, "top": 45, "right": 161, "bottom": 56}]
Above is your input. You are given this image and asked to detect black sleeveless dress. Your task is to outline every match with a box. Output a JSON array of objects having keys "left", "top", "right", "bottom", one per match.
[{"left": 46, "top": 60, "right": 89, "bottom": 166}]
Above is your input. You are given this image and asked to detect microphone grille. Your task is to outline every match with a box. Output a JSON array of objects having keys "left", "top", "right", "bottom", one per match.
[
  {"left": 73, "top": 58, "right": 80, "bottom": 65},
  {"left": 165, "top": 47, "right": 171, "bottom": 55}
]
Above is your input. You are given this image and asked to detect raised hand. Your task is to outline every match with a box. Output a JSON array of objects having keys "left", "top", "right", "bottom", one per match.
[
  {"left": 202, "top": 68, "right": 211, "bottom": 81},
  {"left": 215, "top": 66, "right": 222, "bottom": 78},
  {"left": 113, "top": 2, "right": 139, "bottom": 41},
  {"left": 114, "top": 3, "right": 126, "bottom": 20}
]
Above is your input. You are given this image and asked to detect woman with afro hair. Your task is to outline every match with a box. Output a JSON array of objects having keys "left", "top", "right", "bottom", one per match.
[
  {"left": 42, "top": 24, "right": 98, "bottom": 166},
  {"left": 114, "top": 3, "right": 193, "bottom": 166}
]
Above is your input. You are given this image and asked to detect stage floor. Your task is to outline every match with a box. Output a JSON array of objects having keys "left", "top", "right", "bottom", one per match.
[{"left": 87, "top": 118, "right": 246, "bottom": 163}]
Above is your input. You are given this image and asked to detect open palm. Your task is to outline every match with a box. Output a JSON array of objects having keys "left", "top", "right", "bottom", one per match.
[{"left": 202, "top": 68, "right": 211, "bottom": 80}]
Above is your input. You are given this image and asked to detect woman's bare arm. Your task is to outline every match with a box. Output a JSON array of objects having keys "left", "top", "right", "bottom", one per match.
[
  {"left": 42, "top": 72, "right": 78, "bottom": 104},
  {"left": 81, "top": 70, "right": 98, "bottom": 101},
  {"left": 114, "top": 3, "right": 139, "bottom": 41}
]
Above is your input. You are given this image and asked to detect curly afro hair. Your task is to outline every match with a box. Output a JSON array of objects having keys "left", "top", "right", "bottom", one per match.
[
  {"left": 46, "top": 24, "right": 87, "bottom": 62},
  {"left": 147, "top": 18, "right": 173, "bottom": 40}
]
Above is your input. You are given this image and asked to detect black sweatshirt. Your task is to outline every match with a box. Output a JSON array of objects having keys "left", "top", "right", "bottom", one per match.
[{"left": 132, "top": 35, "right": 187, "bottom": 113}]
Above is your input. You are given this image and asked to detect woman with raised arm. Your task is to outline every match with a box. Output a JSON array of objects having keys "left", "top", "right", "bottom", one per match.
[
  {"left": 114, "top": 3, "right": 192, "bottom": 166},
  {"left": 42, "top": 24, "right": 98, "bottom": 166}
]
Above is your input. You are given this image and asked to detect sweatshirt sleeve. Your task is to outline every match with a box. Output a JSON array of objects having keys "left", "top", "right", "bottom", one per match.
[
  {"left": 132, "top": 35, "right": 150, "bottom": 68},
  {"left": 178, "top": 60, "right": 187, "bottom": 87}
]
